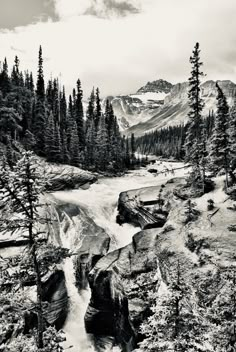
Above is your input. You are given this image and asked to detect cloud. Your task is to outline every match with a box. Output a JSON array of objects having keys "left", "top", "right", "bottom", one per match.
[
  {"left": 0, "top": 0, "right": 58, "bottom": 30},
  {"left": 0, "top": 0, "right": 236, "bottom": 98},
  {"left": 54, "top": 0, "right": 141, "bottom": 19},
  {"left": 85, "top": 0, "right": 140, "bottom": 18}
]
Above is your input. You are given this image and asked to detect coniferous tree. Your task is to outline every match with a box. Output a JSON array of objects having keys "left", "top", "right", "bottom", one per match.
[
  {"left": 52, "top": 78, "right": 60, "bottom": 124},
  {"left": 94, "top": 87, "right": 102, "bottom": 130},
  {"left": 207, "top": 268, "right": 236, "bottom": 352},
  {"left": 34, "top": 45, "right": 47, "bottom": 155},
  {"left": 109, "top": 116, "right": 122, "bottom": 169},
  {"left": 60, "top": 86, "right": 67, "bottom": 137},
  {"left": 0, "top": 48, "right": 133, "bottom": 173},
  {"left": 45, "top": 112, "right": 55, "bottom": 162},
  {"left": 69, "top": 121, "right": 80, "bottom": 166},
  {"left": 0, "top": 153, "right": 47, "bottom": 348},
  {"left": 229, "top": 98, "right": 236, "bottom": 172},
  {"left": 61, "top": 128, "right": 70, "bottom": 164},
  {"left": 185, "top": 42, "right": 205, "bottom": 187},
  {"left": 46, "top": 78, "right": 53, "bottom": 112},
  {"left": 75, "top": 79, "right": 85, "bottom": 149},
  {"left": 138, "top": 262, "right": 211, "bottom": 352},
  {"left": 130, "top": 133, "right": 136, "bottom": 162},
  {"left": 125, "top": 137, "right": 131, "bottom": 168},
  {"left": 0, "top": 106, "right": 22, "bottom": 141},
  {"left": 95, "top": 114, "right": 109, "bottom": 170},
  {"left": 85, "top": 119, "right": 96, "bottom": 168},
  {"left": 11, "top": 56, "right": 20, "bottom": 87},
  {"left": 105, "top": 99, "right": 114, "bottom": 136},
  {"left": 53, "top": 122, "right": 62, "bottom": 163},
  {"left": 36, "top": 46, "right": 45, "bottom": 100},
  {"left": 29, "top": 72, "right": 34, "bottom": 92},
  {"left": 209, "top": 83, "right": 230, "bottom": 188},
  {"left": 136, "top": 125, "right": 186, "bottom": 160},
  {"left": 66, "top": 94, "right": 74, "bottom": 148},
  {"left": 0, "top": 58, "right": 11, "bottom": 96},
  {"left": 86, "top": 88, "right": 95, "bottom": 132}
]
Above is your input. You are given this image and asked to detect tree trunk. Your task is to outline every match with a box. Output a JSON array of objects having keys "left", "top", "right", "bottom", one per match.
[{"left": 29, "top": 225, "right": 44, "bottom": 349}]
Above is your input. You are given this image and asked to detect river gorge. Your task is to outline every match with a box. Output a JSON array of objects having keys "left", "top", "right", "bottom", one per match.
[{"left": 50, "top": 161, "right": 187, "bottom": 352}]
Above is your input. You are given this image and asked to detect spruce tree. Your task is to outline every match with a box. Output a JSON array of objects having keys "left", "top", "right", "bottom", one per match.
[
  {"left": 46, "top": 78, "right": 53, "bottom": 112},
  {"left": 105, "top": 99, "right": 114, "bottom": 137},
  {"left": 185, "top": 42, "right": 205, "bottom": 187},
  {"left": 44, "top": 112, "right": 55, "bottom": 162},
  {"left": 85, "top": 119, "right": 96, "bottom": 168},
  {"left": 125, "top": 137, "right": 131, "bottom": 168},
  {"left": 61, "top": 128, "right": 70, "bottom": 164},
  {"left": 34, "top": 46, "right": 47, "bottom": 155},
  {"left": 207, "top": 268, "right": 236, "bottom": 352},
  {"left": 11, "top": 56, "right": 20, "bottom": 87},
  {"left": 53, "top": 123, "right": 62, "bottom": 163},
  {"left": 52, "top": 78, "right": 60, "bottom": 124},
  {"left": 29, "top": 72, "right": 34, "bottom": 92},
  {"left": 36, "top": 46, "right": 45, "bottom": 100},
  {"left": 131, "top": 133, "right": 136, "bottom": 161},
  {"left": 0, "top": 58, "right": 11, "bottom": 96},
  {"left": 86, "top": 88, "right": 95, "bottom": 132},
  {"left": 0, "top": 153, "right": 47, "bottom": 348},
  {"left": 229, "top": 98, "right": 236, "bottom": 172},
  {"left": 138, "top": 262, "right": 211, "bottom": 352},
  {"left": 209, "top": 83, "right": 230, "bottom": 188},
  {"left": 60, "top": 86, "right": 67, "bottom": 137},
  {"left": 95, "top": 114, "right": 109, "bottom": 170},
  {"left": 94, "top": 87, "right": 102, "bottom": 130},
  {"left": 69, "top": 121, "right": 80, "bottom": 166},
  {"left": 0, "top": 107, "right": 22, "bottom": 141},
  {"left": 75, "top": 79, "right": 85, "bottom": 149},
  {"left": 109, "top": 116, "right": 122, "bottom": 170}
]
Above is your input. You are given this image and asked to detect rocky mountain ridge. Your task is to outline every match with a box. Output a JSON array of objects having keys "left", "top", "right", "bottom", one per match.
[
  {"left": 137, "top": 79, "right": 173, "bottom": 94},
  {"left": 109, "top": 79, "right": 236, "bottom": 136}
]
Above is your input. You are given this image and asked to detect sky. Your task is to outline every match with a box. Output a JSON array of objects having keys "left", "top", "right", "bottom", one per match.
[{"left": 0, "top": 0, "right": 236, "bottom": 97}]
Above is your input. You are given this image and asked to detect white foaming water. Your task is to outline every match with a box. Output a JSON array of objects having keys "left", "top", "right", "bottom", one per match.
[
  {"left": 54, "top": 163, "right": 186, "bottom": 249},
  {"left": 59, "top": 212, "right": 95, "bottom": 352},
  {"left": 53, "top": 162, "right": 186, "bottom": 352},
  {"left": 62, "top": 257, "right": 95, "bottom": 352}
]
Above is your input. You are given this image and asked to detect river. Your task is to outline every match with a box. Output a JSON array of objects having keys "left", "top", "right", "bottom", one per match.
[{"left": 52, "top": 161, "right": 187, "bottom": 352}]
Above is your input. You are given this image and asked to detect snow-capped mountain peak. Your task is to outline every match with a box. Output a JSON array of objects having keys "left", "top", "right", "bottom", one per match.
[{"left": 109, "top": 79, "right": 173, "bottom": 130}]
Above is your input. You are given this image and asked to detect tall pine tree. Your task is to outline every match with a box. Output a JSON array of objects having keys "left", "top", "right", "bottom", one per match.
[
  {"left": 75, "top": 79, "right": 85, "bottom": 149},
  {"left": 209, "top": 83, "right": 230, "bottom": 188},
  {"left": 34, "top": 45, "right": 47, "bottom": 155},
  {"left": 185, "top": 42, "right": 205, "bottom": 188},
  {"left": 229, "top": 98, "right": 236, "bottom": 172}
]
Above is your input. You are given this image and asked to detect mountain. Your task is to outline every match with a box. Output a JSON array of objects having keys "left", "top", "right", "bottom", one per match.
[
  {"left": 107, "top": 79, "right": 173, "bottom": 130},
  {"left": 109, "top": 79, "right": 236, "bottom": 137},
  {"left": 137, "top": 79, "right": 173, "bottom": 94}
]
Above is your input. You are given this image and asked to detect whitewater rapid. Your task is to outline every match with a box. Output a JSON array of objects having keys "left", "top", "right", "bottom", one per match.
[{"left": 53, "top": 161, "right": 187, "bottom": 352}]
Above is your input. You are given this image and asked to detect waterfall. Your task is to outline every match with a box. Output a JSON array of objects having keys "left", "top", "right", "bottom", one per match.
[
  {"left": 62, "top": 257, "right": 95, "bottom": 352},
  {"left": 52, "top": 162, "right": 187, "bottom": 351},
  {"left": 54, "top": 208, "right": 95, "bottom": 352}
]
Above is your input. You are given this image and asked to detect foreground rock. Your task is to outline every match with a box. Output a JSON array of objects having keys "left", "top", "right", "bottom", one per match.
[
  {"left": 117, "top": 178, "right": 186, "bottom": 230},
  {"left": 43, "top": 162, "right": 97, "bottom": 191}
]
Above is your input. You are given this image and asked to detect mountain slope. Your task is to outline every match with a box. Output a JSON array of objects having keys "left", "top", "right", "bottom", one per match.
[
  {"left": 110, "top": 79, "right": 236, "bottom": 137},
  {"left": 109, "top": 79, "right": 173, "bottom": 130}
]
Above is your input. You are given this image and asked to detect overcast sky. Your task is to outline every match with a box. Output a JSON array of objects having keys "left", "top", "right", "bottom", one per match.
[{"left": 0, "top": 0, "right": 236, "bottom": 97}]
